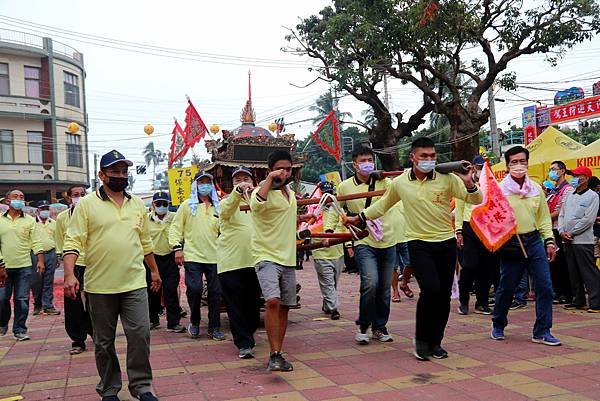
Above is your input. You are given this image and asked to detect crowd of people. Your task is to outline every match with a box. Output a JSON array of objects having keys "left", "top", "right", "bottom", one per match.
[{"left": 0, "top": 140, "right": 599, "bottom": 401}]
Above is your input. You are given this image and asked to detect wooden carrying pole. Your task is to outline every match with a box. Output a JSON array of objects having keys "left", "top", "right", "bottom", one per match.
[
  {"left": 297, "top": 237, "right": 349, "bottom": 252},
  {"left": 239, "top": 189, "right": 386, "bottom": 211}
]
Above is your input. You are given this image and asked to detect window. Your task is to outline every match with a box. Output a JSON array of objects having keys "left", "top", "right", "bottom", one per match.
[
  {"left": 0, "top": 130, "right": 13, "bottom": 163},
  {"left": 0, "top": 63, "right": 8, "bottom": 95},
  {"left": 66, "top": 133, "right": 82, "bottom": 167},
  {"left": 24, "top": 66, "right": 40, "bottom": 98},
  {"left": 27, "top": 131, "right": 43, "bottom": 164},
  {"left": 63, "top": 71, "right": 80, "bottom": 107}
]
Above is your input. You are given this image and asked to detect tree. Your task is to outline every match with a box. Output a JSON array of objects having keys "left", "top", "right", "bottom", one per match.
[
  {"left": 309, "top": 91, "right": 353, "bottom": 124},
  {"left": 287, "top": 0, "right": 600, "bottom": 162},
  {"left": 143, "top": 141, "right": 166, "bottom": 189}
]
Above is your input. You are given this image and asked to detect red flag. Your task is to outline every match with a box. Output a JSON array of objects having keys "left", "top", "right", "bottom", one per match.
[
  {"left": 470, "top": 162, "right": 517, "bottom": 252},
  {"left": 312, "top": 110, "right": 341, "bottom": 162},
  {"left": 184, "top": 98, "right": 209, "bottom": 148},
  {"left": 169, "top": 119, "right": 187, "bottom": 167}
]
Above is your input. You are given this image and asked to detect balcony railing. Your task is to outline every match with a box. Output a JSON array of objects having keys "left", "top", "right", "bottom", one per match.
[
  {"left": 0, "top": 95, "right": 52, "bottom": 116},
  {"left": 0, "top": 28, "right": 82, "bottom": 63}
]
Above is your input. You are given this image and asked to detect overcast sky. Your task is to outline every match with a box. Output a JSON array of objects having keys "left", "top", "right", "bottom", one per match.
[{"left": 2, "top": 0, "right": 600, "bottom": 191}]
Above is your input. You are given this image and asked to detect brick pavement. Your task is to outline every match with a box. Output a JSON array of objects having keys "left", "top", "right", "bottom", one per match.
[{"left": 0, "top": 263, "right": 599, "bottom": 401}]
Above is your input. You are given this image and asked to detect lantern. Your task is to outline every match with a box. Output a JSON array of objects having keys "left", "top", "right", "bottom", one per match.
[
  {"left": 209, "top": 124, "right": 220, "bottom": 135},
  {"left": 268, "top": 122, "right": 278, "bottom": 133},
  {"left": 144, "top": 124, "right": 154, "bottom": 135},
  {"left": 67, "top": 122, "right": 79, "bottom": 134}
]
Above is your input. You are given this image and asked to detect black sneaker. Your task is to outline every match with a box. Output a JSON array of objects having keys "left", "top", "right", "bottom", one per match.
[
  {"left": 33, "top": 306, "right": 42, "bottom": 316},
  {"left": 138, "top": 393, "right": 158, "bottom": 401},
  {"left": 474, "top": 305, "right": 492, "bottom": 315},
  {"left": 150, "top": 322, "right": 160, "bottom": 330},
  {"left": 267, "top": 352, "right": 293, "bottom": 372},
  {"left": 457, "top": 304, "right": 469, "bottom": 315},
  {"left": 167, "top": 324, "right": 186, "bottom": 333},
  {"left": 431, "top": 345, "right": 448, "bottom": 359},
  {"left": 43, "top": 307, "right": 61, "bottom": 316},
  {"left": 101, "top": 396, "right": 121, "bottom": 401},
  {"left": 413, "top": 339, "right": 430, "bottom": 361},
  {"left": 509, "top": 301, "right": 526, "bottom": 310},
  {"left": 330, "top": 310, "right": 340, "bottom": 320},
  {"left": 563, "top": 303, "right": 586, "bottom": 310}
]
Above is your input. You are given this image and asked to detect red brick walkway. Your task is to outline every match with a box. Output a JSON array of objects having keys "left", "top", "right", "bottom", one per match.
[{"left": 1, "top": 263, "right": 599, "bottom": 401}]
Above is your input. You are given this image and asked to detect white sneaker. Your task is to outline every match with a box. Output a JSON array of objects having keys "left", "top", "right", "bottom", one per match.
[{"left": 355, "top": 331, "right": 370, "bottom": 345}]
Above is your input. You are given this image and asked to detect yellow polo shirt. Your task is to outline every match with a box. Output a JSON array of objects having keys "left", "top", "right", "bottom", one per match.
[
  {"left": 63, "top": 187, "right": 154, "bottom": 294},
  {"left": 148, "top": 211, "right": 176, "bottom": 256},
  {"left": 169, "top": 200, "right": 218, "bottom": 264},
  {"left": 36, "top": 218, "right": 56, "bottom": 252},
  {"left": 251, "top": 186, "right": 297, "bottom": 267},
  {"left": 454, "top": 199, "right": 474, "bottom": 232},
  {"left": 364, "top": 170, "right": 482, "bottom": 242},
  {"left": 313, "top": 206, "right": 346, "bottom": 260},
  {"left": 506, "top": 183, "right": 553, "bottom": 240},
  {"left": 0, "top": 212, "right": 43, "bottom": 269},
  {"left": 388, "top": 201, "right": 407, "bottom": 244},
  {"left": 337, "top": 175, "right": 396, "bottom": 248},
  {"left": 55, "top": 208, "right": 86, "bottom": 267},
  {"left": 217, "top": 189, "right": 254, "bottom": 273}
]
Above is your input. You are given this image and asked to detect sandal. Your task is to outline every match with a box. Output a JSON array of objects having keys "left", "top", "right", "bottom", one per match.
[
  {"left": 392, "top": 296, "right": 401, "bottom": 303},
  {"left": 70, "top": 346, "right": 85, "bottom": 355},
  {"left": 399, "top": 283, "right": 414, "bottom": 298}
]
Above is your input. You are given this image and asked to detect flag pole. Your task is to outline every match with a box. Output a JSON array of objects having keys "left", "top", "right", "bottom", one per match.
[{"left": 516, "top": 234, "right": 528, "bottom": 259}]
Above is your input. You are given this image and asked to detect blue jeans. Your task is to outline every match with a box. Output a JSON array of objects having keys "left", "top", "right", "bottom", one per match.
[
  {"left": 0, "top": 267, "right": 33, "bottom": 334},
  {"left": 514, "top": 270, "right": 529, "bottom": 304},
  {"left": 31, "top": 250, "right": 57, "bottom": 309},
  {"left": 354, "top": 245, "right": 395, "bottom": 331},
  {"left": 493, "top": 234, "right": 554, "bottom": 338}
]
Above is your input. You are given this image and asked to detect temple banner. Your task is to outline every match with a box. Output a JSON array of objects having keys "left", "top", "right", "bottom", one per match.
[
  {"left": 168, "top": 165, "right": 198, "bottom": 206},
  {"left": 320, "top": 171, "right": 342, "bottom": 187}
]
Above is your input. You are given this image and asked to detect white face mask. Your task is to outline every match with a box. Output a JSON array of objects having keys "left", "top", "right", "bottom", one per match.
[
  {"left": 509, "top": 165, "right": 527, "bottom": 179},
  {"left": 416, "top": 160, "right": 436, "bottom": 173},
  {"left": 71, "top": 196, "right": 81, "bottom": 206}
]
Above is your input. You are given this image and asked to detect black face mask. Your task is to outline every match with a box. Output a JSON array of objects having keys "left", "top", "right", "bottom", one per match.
[{"left": 106, "top": 176, "right": 129, "bottom": 192}]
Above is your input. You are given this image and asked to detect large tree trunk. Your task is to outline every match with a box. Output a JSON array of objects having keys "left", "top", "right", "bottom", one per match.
[
  {"left": 369, "top": 120, "right": 401, "bottom": 171},
  {"left": 446, "top": 103, "right": 489, "bottom": 162}
]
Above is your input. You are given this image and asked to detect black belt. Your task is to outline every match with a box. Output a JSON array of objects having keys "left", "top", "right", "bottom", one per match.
[{"left": 517, "top": 231, "right": 539, "bottom": 240}]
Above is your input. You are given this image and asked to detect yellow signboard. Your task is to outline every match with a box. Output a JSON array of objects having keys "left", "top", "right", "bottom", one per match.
[{"left": 168, "top": 166, "right": 198, "bottom": 206}]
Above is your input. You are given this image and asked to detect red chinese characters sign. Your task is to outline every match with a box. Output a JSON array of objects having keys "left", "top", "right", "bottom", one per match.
[{"left": 549, "top": 95, "right": 600, "bottom": 124}]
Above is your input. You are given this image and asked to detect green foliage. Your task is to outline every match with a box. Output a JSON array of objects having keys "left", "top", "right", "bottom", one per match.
[{"left": 560, "top": 120, "right": 600, "bottom": 145}]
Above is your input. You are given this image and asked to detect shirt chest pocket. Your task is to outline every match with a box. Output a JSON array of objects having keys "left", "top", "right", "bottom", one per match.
[
  {"left": 573, "top": 201, "right": 590, "bottom": 219},
  {"left": 18, "top": 225, "right": 33, "bottom": 241},
  {"left": 121, "top": 211, "right": 144, "bottom": 233}
]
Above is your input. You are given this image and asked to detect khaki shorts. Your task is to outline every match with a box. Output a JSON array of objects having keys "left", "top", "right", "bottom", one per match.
[{"left": 255, "top": 261, "right": 297, "bottom": 306}]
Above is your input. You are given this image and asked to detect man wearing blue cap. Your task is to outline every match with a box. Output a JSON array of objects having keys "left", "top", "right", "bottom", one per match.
[
  {"left": 455, "top": 155, "right": 499, "bottom": 315},
  {"left": 63, "top": 149, "right": 161, "bottom": 401},
  {"left": 169, "top": 170, "right": 225, "bottom": 341},
  {"left": 146, "top": 191, "right": 184, "bottom": 332}
]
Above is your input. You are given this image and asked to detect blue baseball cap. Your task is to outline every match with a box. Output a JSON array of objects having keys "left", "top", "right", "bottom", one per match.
[
  {"left": 193, "top": 170, "right": 213, "bottom": 182},
  {"left": 36, "top": 200, "right": 51, "bottom": 209},
  {"left": 152, "top": 191, "right": 170, "bottom": 202},
  {"left": 100, "top": 150, "right": 133, "bottom": 169},
  {"left": 472, "top": 155, "right": 485, "bottom": 166},
  {"left": 232, "top": 166, "right": 252, "bottom": 178}
]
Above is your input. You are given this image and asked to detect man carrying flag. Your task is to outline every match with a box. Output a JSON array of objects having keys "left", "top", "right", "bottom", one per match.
[{"left": 489, "top": 146, "right": 560, "bottom": 346}]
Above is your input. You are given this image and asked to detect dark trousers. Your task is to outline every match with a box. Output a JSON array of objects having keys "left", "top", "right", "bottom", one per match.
[
  {"left": 459, "top": 222, "right": 498, "bottom": 308},
  {"left": 565, "top": 243, "right": 600, "bottom": 309},
  {"left": 145, "top": 268, "right": 162, "bottom": 325},
  {"left": 408, "top": 239, "right": 456, "bottom": 346},
  {"left": 0, "top": 267, "right": 32, "bottom": 334},
  {"left": 219, "top": 267, "right": 261, "bottom": 350},
  {"left": 31, "top": 250, "right": 57, "bottom": 309},
  {"left": 155, "top": 253, "right": 181, "bottom": 328},
  {"left": 64, "top": 265, "right": 93, "bottom": 348},
  {"left": 550, "top": 229, "right": 572, "bottom": 300},
  {"left": 184, "top": 262, "right": 221, "bottom": 330},
  {"left": 87, "top": 288, "right": 152, "bottom": 398}
]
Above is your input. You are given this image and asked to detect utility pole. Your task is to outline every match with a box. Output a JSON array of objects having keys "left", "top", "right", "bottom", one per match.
[
  {"left": 332, "top": 87, "right": 347, "bottom": 181},
  {"left": 93, "top": 152, "right": 98, "bottom": 190},
  {"left": 488, "top": 85, "right": 500, "bottom": 157}
]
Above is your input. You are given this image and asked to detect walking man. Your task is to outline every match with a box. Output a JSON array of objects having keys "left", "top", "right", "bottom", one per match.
[{"left": 63, "top": 150, "right": 162, "bottom": 401}]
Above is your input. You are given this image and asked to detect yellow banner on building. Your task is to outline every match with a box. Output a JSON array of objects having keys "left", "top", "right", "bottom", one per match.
[
  {"left": 320, "top": 171, "right": 342, "bottom": 187},
  {"left": 168, "top": 165, "right": 198, "bottom": 206}
]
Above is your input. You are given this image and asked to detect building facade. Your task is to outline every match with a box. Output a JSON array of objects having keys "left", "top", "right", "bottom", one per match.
[{"left": 0, "top": 29, "right": 88, "bottom": 202}]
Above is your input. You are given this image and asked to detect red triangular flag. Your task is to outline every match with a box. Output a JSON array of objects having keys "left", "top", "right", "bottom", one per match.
[
  {"left": 470, "top": 162, "right": 518, "bottom": 252},
  {"left": 312, "top": 110, "right": 341, "bottom": 162},
  {"left": 184, "top": 98, "right": 209, "bottom": 148},
  {"left": 169, "top": 119, "right": 188, "bottom": 167}
]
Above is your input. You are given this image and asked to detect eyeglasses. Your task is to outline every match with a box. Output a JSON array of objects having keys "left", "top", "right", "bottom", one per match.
[{"left": 154, "top": 201, "right": 168, "bottom": 207}]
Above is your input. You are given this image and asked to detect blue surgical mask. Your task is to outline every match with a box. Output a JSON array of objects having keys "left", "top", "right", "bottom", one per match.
[
  {"left": 358, "top": 162, "right": 375, "bottom": 175},
  {"left": 548, "top": 170, "right": 560, "bottom": 181},
  {"left": 198, "top": 183, "right": 213, "bottom": 196},
  {"left": 416, "top": 160, "right": 436, "bottom": 173},
  {"left": 9, "top": 199, "right": 25, "bottom": 210},
  {"left": 570, "top": 177, "right": 580, "bottom": 188},
  {"left": 155, "top": 206, "right": 168, "bottom": 215},
  {"left": 40, "top": 210, "right": 50, "bottom": 219}
]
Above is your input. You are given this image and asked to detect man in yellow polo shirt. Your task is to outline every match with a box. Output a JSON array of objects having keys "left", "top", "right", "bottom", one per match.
[
  {"left": 347, "top": 137, "right": 482, "bottom": 361},
  {"left": 218, "top": 166, "right": 262, "bottom": 359},
  {"left": 63, "top": 150, "right": 161, "bottom": 401},
  {"left": 169, "top": 171, "right": 224, "bottom": 341},
  {"left": 251, "top": 150, "right": 312, "bottom": 372},
  {"left": 147, "top": 191, "right": 184, "bottom": 333},
  {"left": 0, "top": 189, "right": 44, "bottom": 341},
  {"left": 337, "top": 146, "right": 397, "bottom": 345},
  {"left": 31, "top": 200, "right": 60, "bottom": 316},
  {"left": 55, "top": 185, "right": 92, "bottom": 355}
]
